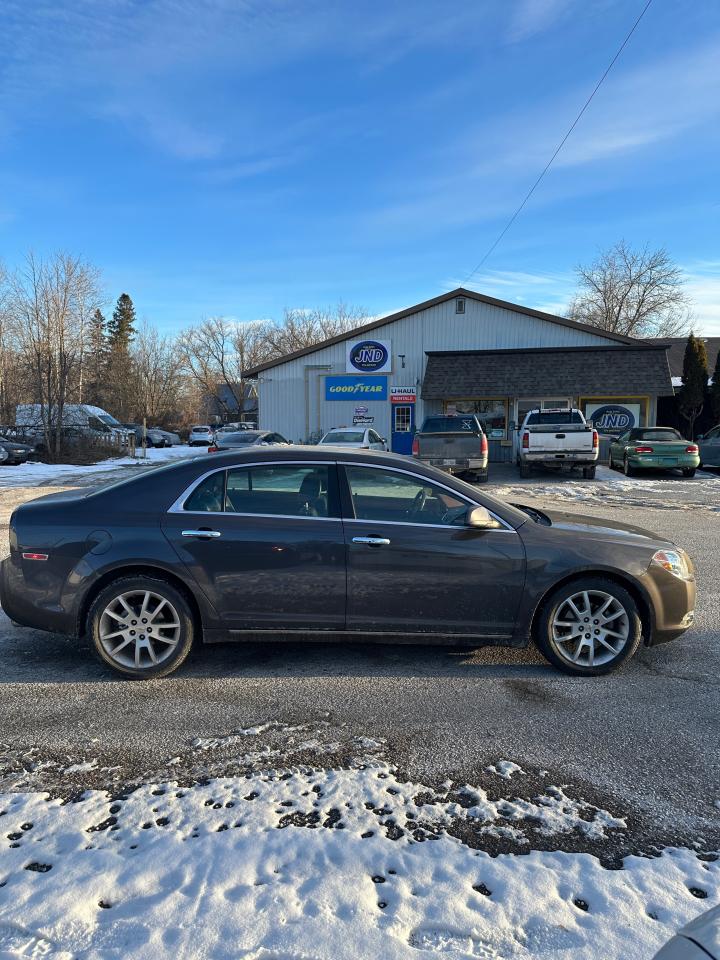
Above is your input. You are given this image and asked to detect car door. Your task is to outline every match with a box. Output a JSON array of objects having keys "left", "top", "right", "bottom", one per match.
[
  {"left": 611, "top": 431, "right": 630, "bottom": 462},
  {"left": 161, "top": 461, "right": 346, "bottom": 631},
  {"left": 699, "top": 426, "right": 720, "bottom": 466},
  {"left": 340, "top": 463, "right": 526, "bottom": 638}
]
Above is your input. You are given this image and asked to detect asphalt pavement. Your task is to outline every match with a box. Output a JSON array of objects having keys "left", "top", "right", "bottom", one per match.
[{"left": 0, "top": 462, "right": 718, "bottom": 858}]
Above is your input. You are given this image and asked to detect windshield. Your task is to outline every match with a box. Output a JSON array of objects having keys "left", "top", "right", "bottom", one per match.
[
  {"left": 421, "top": 416, "right": 479, "bottom": 433},
  {"left": 525, "top": 411, "right": 583, "bottom": 425},
  {"left": 98, "top": 413, "right": 122, "bottom": 426},
  {"left": 321, "top": 431, "right": 364, "bottom": 443}
]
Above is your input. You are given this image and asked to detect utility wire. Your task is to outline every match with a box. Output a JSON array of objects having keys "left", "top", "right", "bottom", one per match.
[{"left": 463, "top": 0, "right": 654, "bottom": 285}]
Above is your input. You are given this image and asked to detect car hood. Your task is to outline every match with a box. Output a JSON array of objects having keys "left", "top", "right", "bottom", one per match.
[{"left": 540, "top": 508, "right": 673, "bottom": 546}]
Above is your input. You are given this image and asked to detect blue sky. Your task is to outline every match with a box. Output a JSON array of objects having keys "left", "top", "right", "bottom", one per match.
[{"left": 1, "top": 0, "right": 719, "bottom": 333}]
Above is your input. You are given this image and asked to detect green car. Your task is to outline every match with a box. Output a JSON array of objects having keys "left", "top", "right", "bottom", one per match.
[{"left": 609, "top": 427, "right": 700, "bottom": 478}]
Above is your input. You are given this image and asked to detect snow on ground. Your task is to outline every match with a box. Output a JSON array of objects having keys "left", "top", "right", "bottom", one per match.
[
  {"left": 0, "top": 445, "right": 198, "bottom": 489},
  {"left": 0, "top": 758, "right": 716, "bottom": 960}
]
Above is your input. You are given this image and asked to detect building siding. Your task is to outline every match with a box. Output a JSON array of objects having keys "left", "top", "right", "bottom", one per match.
[{"left": 256, "top": 296, "right": 623, "bottom": 442}]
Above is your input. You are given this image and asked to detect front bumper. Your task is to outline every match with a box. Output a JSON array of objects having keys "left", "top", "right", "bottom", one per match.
[{"left": 641, "top": 560, "right": 697, "bottom": 645}]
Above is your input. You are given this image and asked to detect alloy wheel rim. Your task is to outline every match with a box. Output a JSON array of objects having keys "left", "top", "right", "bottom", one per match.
[
  {"left": 551, "top": 589, "right": 630, "bottom": 668},
  {"left": 99, "top": 590, "right": 181, "bottom": 670}
]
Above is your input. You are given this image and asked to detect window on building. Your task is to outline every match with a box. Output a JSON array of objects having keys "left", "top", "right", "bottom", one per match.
[
  {"left": 444, "top": 399, "right": 508, "bottom": 439},
  {"left": 455, "top": 298, "right": 465, "bottom": 314}
]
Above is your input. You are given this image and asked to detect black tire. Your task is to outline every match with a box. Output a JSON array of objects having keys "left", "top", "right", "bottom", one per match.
[
  {"left": 535, "top": 576, "right": 642, "bottom": 676},
  {"left": 475, "top": 470, "right": 489, "bottom": 484},
  {"left": 623, "top": 456, "right": 635, "bottom": 477},
  {"left": 682, "top": 468, "right": 696, "bottom": 478},
  {"left": 519, "top": 460, "right": 532, "bottom": 478},
  {"left": 87, "top": 575, "right": 195, "bottom": 680},
  {"left": 582, "top": 465, "right": 596, "bottom": 480}
]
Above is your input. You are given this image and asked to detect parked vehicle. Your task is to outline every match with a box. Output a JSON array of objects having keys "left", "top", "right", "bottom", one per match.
[
  {"left": 0, "top": 435, "right": 34, "bottom": 465},
  {"left": 209, "top": 430, "right": 290, "bottom": 452},
  {"left": 653, "top": 902, "right": 720, "bottom": 959},
  {"left": 0, "top": 447, "right": 7, "bottom": 465},
  {"left": 189, "top": 425, "right": 215, "bottom": 446},
  {"left": 609, "top": 428, "right": 700, "bottom": 478},
  {"left": 16, "top": 404, "right": 130, "bottom": 443},
  {"left": 698, "top": 425, "right": 720, "bottom": 468},
  {"left": 0, "top": 448, "right": 695, "bottom": 680},
  {"left": 517, "top": 408, "right": 598, "bottom": 479},
  {"left": 156, "top": 429, "right": 182, "bottom": 446},
  {"left": 319, "top": 427, "right": 387, "bottom": 450},
  {"left": 412, "top": 414, "right": 488, "bottom": 482},
  {"left": 123, "top": 424, "right": 169, "bottom": 447}
]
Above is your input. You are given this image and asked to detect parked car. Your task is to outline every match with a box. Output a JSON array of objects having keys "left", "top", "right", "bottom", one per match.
[
  {"left": 0, "top": 448, "right": 695, "bottom": 680},
  {"left": 319, "top": 427, "right": 387, "bottom": 450},
  {"left": 518, "top": 408, "right": 598, "bottom": 479},
  {"left": 609, "top": 428, "right": 700, "bottom": 477},
  {"left": 698, "top": 425, "right": 720, "bottom": 468},
  {"left": 412, "top": 414, "right": 488, "bottom": 482},
  {"left": 123, "top": 424, "right": 169, "bottom": 447},
  {"left": 653, "top": 902, "right": 720, "bottom": 959},
  {"left": 0, "top": 447, "right": 8, "bottom": 465},
  {"left": 0, "top": 435, "right": 34, "bottom": 465},
  {"left": 157, "top": 429, "right": 182, "bottom": 446},
  {"left": 17, "top": 404, "right": 130, "bottom": 443},
  {"left": 209, "top": 430, "right": 290, "bottom": 451},
  {"left": 189, "top": 425, "right": 215, "bottom": 447}
]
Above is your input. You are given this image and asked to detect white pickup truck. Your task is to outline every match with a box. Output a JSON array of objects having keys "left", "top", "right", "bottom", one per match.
[{"left": 517, "top": 408, "right": 599, "bottom": 479}]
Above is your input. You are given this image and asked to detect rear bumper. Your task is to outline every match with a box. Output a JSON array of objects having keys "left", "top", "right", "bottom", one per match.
[
  {"left": 521, "top": 452, "right": 598, "bottom": 464},
  {"left": 628, "top": 455, "right": 700, "bottom": 470},
  {"left": 0, "top": 555, "right": 77, "bottom": 635},
  {"left": 419, "top": 457, "right": 488, "bottom": 474}
]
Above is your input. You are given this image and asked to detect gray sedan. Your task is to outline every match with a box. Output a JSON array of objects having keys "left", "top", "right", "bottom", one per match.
[{"left": 698, "top": 425, "right": 720, "bottom": 468}]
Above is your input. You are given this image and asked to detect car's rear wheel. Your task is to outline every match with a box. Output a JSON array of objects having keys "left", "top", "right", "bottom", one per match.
[
  {"left": 682, "top": 468, "right": 696, "bottom": 478},
  {"left": 88, "top": 576, "right": 195, "bottom": 679},
  {"left": 582, "top": 465, "right": 596, "bottom": 479},
  {"left": 535, "top": 578, "right": 642, "bottom": 676},
  {"left": 519, "top": 460, "right": 532, "bottom": 478},
  {"left": 623, "top": 455, "right": 635, "bottom": 477}
]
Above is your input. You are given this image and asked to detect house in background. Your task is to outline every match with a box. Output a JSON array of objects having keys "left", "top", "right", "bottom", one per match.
[
  {"left": 657, "top": 336, "right": 720, "bottom": 435},
  {"left": 202, "top": 382, "right": 258, "bottom": 425}
]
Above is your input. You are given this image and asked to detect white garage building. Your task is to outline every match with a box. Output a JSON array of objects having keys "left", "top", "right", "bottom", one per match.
[{"left": 244, "top": 288, "right": 673, "bottom": 461}]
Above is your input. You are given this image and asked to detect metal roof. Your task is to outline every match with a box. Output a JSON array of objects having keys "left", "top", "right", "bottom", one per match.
[{"left": 243, "top": 287, "right": 640, "bottom": 377}]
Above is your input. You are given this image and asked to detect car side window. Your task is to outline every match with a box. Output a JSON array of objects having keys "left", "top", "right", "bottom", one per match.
[
  {"left": 225, "top": 465, "right": 331, "bottom": 517},
  {"left": 345, "top": 466, "right": 468, "bottom": 526},
  {"left": 184, "top": 471, "right": 225, "bottom": 512},
  {"left": 706, "top": 426, "right": 720, "bottom": 440}
]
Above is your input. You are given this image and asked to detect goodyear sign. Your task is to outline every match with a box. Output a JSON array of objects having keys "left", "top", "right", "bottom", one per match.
[{"left": 325, "top": 375, "right": 388, "bottom": 401}]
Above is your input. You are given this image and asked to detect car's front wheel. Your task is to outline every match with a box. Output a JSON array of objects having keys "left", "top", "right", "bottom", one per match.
[
  {"left": 87, "top": 576, "right": 195, "bottom": 679},
  {"left": 535, "top": 578, "right": 642, "bottom": 676}
]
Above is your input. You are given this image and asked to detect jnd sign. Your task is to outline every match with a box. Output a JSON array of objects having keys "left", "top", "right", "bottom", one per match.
[
  {"left": 325, "top": 375, "right": 388, "bottom": 401},
  {"left": 585, "top": 402, "right": 641, "bottom": 434},
  {"left": 346, "top": 339, "right": 391, "bottom": 374}
]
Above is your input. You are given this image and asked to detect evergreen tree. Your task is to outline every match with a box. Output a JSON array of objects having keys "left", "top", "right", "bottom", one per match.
[
  {"left": 710, "top": 348, "right": 720, "bottom": 424},
  {"left": 678, "top": 333, "right": 708, "bottom": 439},
  {"left": 105, "top": 293, "right": 137, "bottom": 419},
  {"left": 107, "top": 293, "right": 136, "bottom": 349},
  {"left": 85, "top": 309, "right": 109, "bottom": 406}
]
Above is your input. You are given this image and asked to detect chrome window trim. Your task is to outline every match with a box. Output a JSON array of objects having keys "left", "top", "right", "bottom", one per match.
[
  {"left": 341, "top": 461, "right": 515, "bottom": 532},
  {"left": 167, "top": 459, "right": 339, "bottom": 516}
]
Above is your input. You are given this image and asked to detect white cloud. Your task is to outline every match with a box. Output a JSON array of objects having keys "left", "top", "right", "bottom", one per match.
[
  {"left": 507, "top": 0, "right": 578, "bottom": 42},
  {"left": 683, "top": 262, "right": 720, "bottom": 336}
]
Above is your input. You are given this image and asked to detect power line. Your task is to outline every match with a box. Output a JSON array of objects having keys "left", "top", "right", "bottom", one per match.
[{"left": 463, "top": 0, "right": 654, "bottom": 285}]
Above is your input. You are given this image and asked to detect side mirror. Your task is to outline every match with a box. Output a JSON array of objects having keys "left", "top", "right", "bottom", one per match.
[{"left": 466, "top": 505, "right": 500, "bottom": 529}]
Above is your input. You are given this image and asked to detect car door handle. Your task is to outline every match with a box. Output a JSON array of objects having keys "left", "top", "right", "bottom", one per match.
[
  {"left": 182, "top": 529, "right": 222, "bottom": 539},
  {"left": 352, "top": 536, "right": 391, "bottom": 546}
]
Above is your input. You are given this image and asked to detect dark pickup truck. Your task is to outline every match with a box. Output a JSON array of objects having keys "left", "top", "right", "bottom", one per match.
[{"left": 412, "top": 414, "right": 488, "bottom": 482}]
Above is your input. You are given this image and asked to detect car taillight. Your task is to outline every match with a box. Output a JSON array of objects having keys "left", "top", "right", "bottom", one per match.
[
  {"left": 208, "top": 445, "right": 218, "bottom": 453},
  {"left": 480, "top": 434, "right": 488, "bottom": 455},
  {"left": 592, "top": 430, "right": 599, "bottom": 449},
  {"left": 411, "top": 437, "right": 419, "bottom": 456},
  {"left": 522, "top": 432, "right": 529, "bottom": 449},
  {"left": 686, "top": 445, "right": 699, "bottom": 454},
  {"left": 634, "top": 446, "right": 653, "bottom": 454}
]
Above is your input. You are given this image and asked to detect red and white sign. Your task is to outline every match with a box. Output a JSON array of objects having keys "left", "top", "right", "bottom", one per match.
[{"left": 390, "top": 386, "right": 417, "bottom": 404}]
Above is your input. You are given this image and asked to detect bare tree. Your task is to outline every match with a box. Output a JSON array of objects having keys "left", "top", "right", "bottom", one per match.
[
  {"left": 8, "top": 252, "right": 102, "bottom": 458},
  {"left": 568, "top": 241, "right": 691, "bottom": 338},
  {"left": 266, "top": 302, "right": 370, "bottom": 355},
  {"left": 131, "top": 322, "right": 184, "bottom": 423},
  {"left": 178, "top": 316, "right": 276, "bottom": 420}
]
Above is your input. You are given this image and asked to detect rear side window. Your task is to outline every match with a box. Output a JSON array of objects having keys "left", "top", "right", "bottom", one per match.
[
  {"left": 631, "top": 429, "right": 682, "bottom": 442},
  {"left": 184, "top": 472, "right": 225, "bottom": 512},
  {"left": 183, "top": 465, "right": 334, "bottom": 518}
]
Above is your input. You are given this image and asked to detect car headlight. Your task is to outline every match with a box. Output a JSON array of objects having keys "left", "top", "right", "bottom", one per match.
[{"left": 651, "top": 549, "right": 692, "bottom": 580}]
